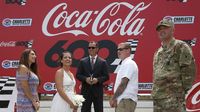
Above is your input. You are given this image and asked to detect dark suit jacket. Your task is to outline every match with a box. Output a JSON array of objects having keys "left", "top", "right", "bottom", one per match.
[{"left": 76, "top": 56, "right": 109, "bottom": 95}]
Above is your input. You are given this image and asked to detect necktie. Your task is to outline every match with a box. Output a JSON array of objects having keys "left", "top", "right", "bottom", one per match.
[{"left": 91, "top": 57, "right": 95, "bottom": 69}]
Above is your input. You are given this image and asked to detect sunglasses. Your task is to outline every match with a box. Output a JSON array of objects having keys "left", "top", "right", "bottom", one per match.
[
  {"left": 88, "top": 47, "right": 96, "bottom": 49},
  {"left": 117, "top": 48, "right": 128, "bottom": 51}
]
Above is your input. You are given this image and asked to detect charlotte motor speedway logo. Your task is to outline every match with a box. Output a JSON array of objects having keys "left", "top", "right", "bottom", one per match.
[
  {"left": 2, "top": 18, "right": 32, "bottom": 27},
  {"left": 164, "top": 16, "right": 195, "bottom": 24},
  {"left": 43, "top": 82, "right": 56, "bottom": 91},
  {"left": 1, "top": 60, "right": 19, "bottom": 69}
]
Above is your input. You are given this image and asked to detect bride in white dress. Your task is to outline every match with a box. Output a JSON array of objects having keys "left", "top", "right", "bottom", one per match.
[{"left": 50, "top": 51, "right": 78, "bottom": 112}]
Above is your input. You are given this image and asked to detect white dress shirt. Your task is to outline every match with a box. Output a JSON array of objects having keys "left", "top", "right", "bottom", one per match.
[{"left": 89, "top": 55, "right": 97, "bottom": 64}]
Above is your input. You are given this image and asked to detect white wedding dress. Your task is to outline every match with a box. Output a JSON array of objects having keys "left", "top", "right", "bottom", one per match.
[{"left": 50, "top": 70, "right": 76, "bottom": 112}]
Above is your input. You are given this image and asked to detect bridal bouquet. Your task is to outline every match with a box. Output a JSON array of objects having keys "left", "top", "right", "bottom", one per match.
[{"left": 72, "top": 94, "right": 85, "bottom": 107}]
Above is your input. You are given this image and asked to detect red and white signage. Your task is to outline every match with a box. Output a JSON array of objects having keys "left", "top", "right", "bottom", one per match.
[
  {"left": 186, "top": 82, "right": 200, "bottom": 111},
  {"left": 0, "top": 0, "right": 200, "bottom": 111}
]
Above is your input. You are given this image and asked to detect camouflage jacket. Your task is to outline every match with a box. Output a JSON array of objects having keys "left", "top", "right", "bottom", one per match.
[{"left": 152, "top": 38, "right": 196, "bottom": 99}]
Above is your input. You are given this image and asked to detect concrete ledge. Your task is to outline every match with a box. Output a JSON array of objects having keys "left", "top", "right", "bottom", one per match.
[
  {"left": 39, "top": 100, "right": 153, "bottom": 112},
  {"left": 40, "top": 93, "right": 152, "bottom": 101},
  {"left": 40, "top": 94, "right": 153, "bottom": 108}
]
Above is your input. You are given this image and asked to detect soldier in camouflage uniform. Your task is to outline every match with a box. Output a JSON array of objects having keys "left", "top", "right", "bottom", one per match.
[{"left": 152, "top": 18, "right": 196, "bottom": 112}]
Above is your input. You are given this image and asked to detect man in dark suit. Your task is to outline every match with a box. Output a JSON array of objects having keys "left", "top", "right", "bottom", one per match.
[{"left": 76, "top": 41, "right": 109, "bottom": 112}]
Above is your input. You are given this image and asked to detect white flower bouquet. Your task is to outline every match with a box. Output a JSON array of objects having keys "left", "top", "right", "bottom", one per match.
[{"left": 72, "top": 94, "right": 85, "bottom": 107}]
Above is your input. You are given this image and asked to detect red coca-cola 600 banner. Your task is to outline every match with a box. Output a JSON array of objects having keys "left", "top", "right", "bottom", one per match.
[{"left": 0, "top": 0, "right": 200, "bottom": 111}]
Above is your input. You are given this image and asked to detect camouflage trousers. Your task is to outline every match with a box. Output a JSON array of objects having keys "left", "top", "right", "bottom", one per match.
[
  {"left": 153, "top": 97, "right": 186, "bottom": 112},
  {"left": 115, "top": 99, "right": 137, "bottom": 112}
]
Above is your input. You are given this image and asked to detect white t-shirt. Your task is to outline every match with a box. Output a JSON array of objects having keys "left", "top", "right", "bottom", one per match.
[{"left": 114, "top": 57, "right": 138, "bottom": 103}]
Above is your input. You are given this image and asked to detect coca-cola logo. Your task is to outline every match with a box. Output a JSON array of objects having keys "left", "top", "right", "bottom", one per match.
[
  {"left": 0, "top": 40, "right": 33, "bottom": 48},
  {"left": 42, "top": 2, "right": 151, "bottom": 37},
  {"left": 186, "top": 82, "right": 200, "bottom": 112},
  {"left": 0, "top": 41, "right": 15, "bottom": 47}
]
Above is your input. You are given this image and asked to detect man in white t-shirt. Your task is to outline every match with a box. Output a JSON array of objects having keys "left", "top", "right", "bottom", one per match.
[{"left": 109, "top": 42, "right": 138, "bottom": 112}]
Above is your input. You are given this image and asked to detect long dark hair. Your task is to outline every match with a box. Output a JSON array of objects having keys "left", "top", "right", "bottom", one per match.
[
  {"left": 59, "top": 51, "right": 72, "bottom": 67},
  {"left": 19, "top": 49, "right": 39, "bottom": 78}
]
